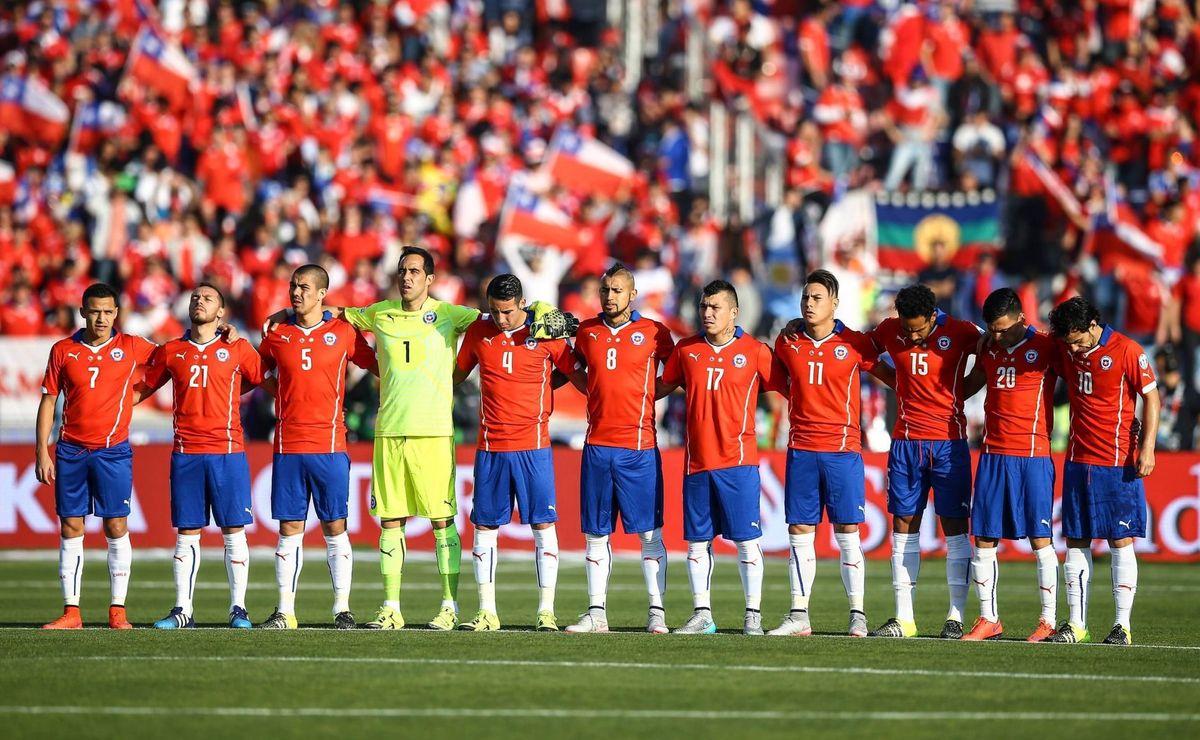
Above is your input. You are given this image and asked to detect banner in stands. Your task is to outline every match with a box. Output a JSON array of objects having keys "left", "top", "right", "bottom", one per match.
[{"left": 1, "top": 445, "right": 1197, "bottom": 561}]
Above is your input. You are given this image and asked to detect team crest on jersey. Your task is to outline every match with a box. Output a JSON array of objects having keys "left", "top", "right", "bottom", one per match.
[
  {"left": 1024, "top": 349, "right": 1038, "bottom": 364},
  {"left": 110, "top": 348, "right": 124, "bottom": 362},
  {"left": 215, "top": 348, "right": 230, "bottom": 362},
  {"left": 936, "top": 336, "right": 951, "bottom": 350},
  {"left": 1100, "top": 356, "right": 1113, "bottom": 370},
  {"left": 323, "top": 332, "right": 337, "bottom": 346},
  {"left": 631, "top": 331, "right": 645, "bottom": 346},
  {"left": 733, "top": 353, "right": 747, "bottom": 368},
  {"left": 834, "top": 345, "right": 849, "bottom": 360},
  {"left": 423, "top": 311, "right": 437, "bottom": 324},
  {"left": 525, "top": 337, "right": 538, "bottom": 350},
  {"left": 1138, "top": 353, "right": 1149, "bottom": 369}
]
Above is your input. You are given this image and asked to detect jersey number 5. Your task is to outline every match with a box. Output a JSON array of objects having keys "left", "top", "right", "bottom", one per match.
[{"left": 301, "top": 348, "right": 312, "bottom": 371}]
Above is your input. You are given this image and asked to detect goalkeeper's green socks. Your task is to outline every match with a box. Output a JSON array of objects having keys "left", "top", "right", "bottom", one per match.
[
  {"left": 434, "top": 525, "right": 461, "bottom": 610},
  {"left": 380, "top": 526, "right": 406, "bottom": 609}
]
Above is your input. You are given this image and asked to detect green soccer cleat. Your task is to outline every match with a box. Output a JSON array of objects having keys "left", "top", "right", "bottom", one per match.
[
  {"left": 427, "top": 606, "right": 459, "bottom": 631},
  {"left": 869, "top": 618, "right": 917, "bottom": 638},
  {"left": 458, "top": 610, "right": 501, "bottom": 632},
  {"left": 940, "top": 619, "right": 965, "bottom": 640},
  {"left": 333, "top": 611, "right": 356, "bottom": 630},
  {"left": 1101, "top": 624, "right": 1132, "bottom": 645},
  {"left": 1047, "top": 621, "right": 1091, "bottom": 644},
  {"left": 674, "top": 608, "right": 717, "bottom": 635},
  {"left": 258, "top": 611, "right": 297, "bottom": 629},
  {"left": 362, "top": 605, "right": 404, "bottom": 630},
  {"left": 535, "top": 610, "right": 559, "bottom": 632}
]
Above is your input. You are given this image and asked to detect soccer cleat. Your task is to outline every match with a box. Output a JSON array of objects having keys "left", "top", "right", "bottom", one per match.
[
  {"left": 426, "top": 606, "right": 458, "bottom": 631},
  {"left": 333, "top": 611, "right": 356, "bottom": 630},
  {"left": 362, "top": 605, "right": 404, "bottom": 630},
  {"left": 258, "top": 611, "right": 298, "bottom": 629},
  {"left": 1047, "top": 621, "right": 1091, "bottom": 644},
  {"left": 646, "top": 607, "right": 669, "bottom": 634},
  {"left": 743, "top": 609, "right": 764, "bottom": 636},
  {"left": 108, "top": 605, "right": 133, "bottom": 630},
  {"left": 458, "top": 610, "right": 501, "bottom": 632},
  {"left": 962, "top": 617, "right": 1003, "bottom": 641},
  {"left": 153, "top": 606, "right": 195, "bottom": 629},
  {"left": 229, "top": 606, "right": 253, "bottom": 629},
  {"left": 43, "top": 606, "right": 83, "bottom": 630},
  {"left": 869, "top": 618, "right": 917, "bottom": 638},
  {"left": 767, "top": 610, "right": 812, "bottom": 636},
  {"left": 674, "top": 609, "right": 717, "bottom": 635},
  {"left": 1101, "top": 624, "right": 1132, "bottom": 646},
  {"left": 565, "top": 607, "right": 609, "bottom": 633},
  {"left": 1027, "top": 618, "right": 1056, "bottom": 643},
  {"left": 940, "top": 619, "right": 965, "bottom": 640},
  {"left": 535, "top": 610, "right": 559, "bottom": 632},
  {"left": 848, "top": 610, "right": 869, "bottom": 638}
]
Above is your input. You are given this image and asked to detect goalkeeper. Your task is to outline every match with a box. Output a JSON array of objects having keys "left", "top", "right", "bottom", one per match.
[{"left": 264, "top": 247, "right": 576, "bottom": 630}]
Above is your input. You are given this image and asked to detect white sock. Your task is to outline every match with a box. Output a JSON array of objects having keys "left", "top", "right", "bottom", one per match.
[
  {"left": 473, "top": 528, "right": 498, "bottom": 613},
  {"left": 275, "top": 533, "right": 304, "bottom": 615},
  {"left": 106, "top": 533, "right": 132, "bottom": 606},
  {"left": 59, "top": 536, "right": 84, "bottom": 607},
  {"left": 737, "top": 538, "right": 764, "bottom": 611},
  {"left": 834, "top": 531, "right": 865, "bottom": 612},
  {"left": 638, "top": 528, "right": 667, "bottom": 609},
  {"left": 325, "top": 532, "right": 353, "bottom": 615},
  {"left": 686, "top": 540, "right": 713, "bottom": 610},
  {"left": 891, "top": 532, "right": 921, "bottom": 622},
  {"left": 971, "top": 547, "right": 999, "bottom": 622},
  {"left": 532, "top": 526, "right": 559, "bottom": 613},
  {"left": 1034, "top": 545, "right": 1058, "bottom": 622},
  {"left": 1111, "top": 544, "right": 1138, "bottom": 631},
  {"left": 173, "top": 533, "right": 201, "bottom": 615},
  {"left": 945, "top": 533, "right": 972, "bottom": 622},
  {"left": 583, "top": 534, "right": 611, "bottom": 609},
  {"left": 1064, "top": 546, "right": 1093, "bottom": 628},
  {"left": 788, "top": 532, "right": 816, "bottom": 611},
  {"left": 223, "top": 530, "right": 250, "bottom": 611}
]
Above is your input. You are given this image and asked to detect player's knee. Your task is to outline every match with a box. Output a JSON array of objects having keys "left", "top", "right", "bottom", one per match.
[
  {"left": 280, "top": 520, "right": 305, "bottom": 537},
  {"left": 59, "top": 517, "right": 85, "bottom": 539},
  {"left": 788, "top": 524, "right": 817, "bottom": 535},
  {"left": 321, "top": 519, "right": 347, "bottom": 536},
  {"left": 102, "top": 518, "right": 128, "bottom": 539},
  {"left": 637, "top": 528, "right": 662, "bottom": 546}
]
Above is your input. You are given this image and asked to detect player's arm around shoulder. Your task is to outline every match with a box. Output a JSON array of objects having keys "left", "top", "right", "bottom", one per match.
[
  {"left": 236, "top": 337, "right": 266, "bottom": 390},
  {"left": 452, "top": 319, "right": 485, "bottom": 385},
  {"left": 1130, "top": 343, "right": 1160, "bottom": 478}
]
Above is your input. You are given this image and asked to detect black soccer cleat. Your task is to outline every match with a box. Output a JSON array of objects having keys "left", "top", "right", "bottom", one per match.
[
  {"left": 940, "top": 619, "right": 964, "bottom": 639},
  {"left": 334, "top": 611, "right": 357, "bottom": 630},
  {"left": 1101, "top": 624, "right": 1132, "bottom": 645}
]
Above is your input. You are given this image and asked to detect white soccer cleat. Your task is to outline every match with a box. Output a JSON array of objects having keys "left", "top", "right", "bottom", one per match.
[
  {"left": 646, "top": 607, "right": 669, "bottom": 634},
  {"left": 848, "top": 610, "right": 868, "bottom": 637},
  {"left": 565, "top": 607, "right": 609, "bottom": 633},
  {"left": 743, "top": 609, "right": 764, "bottom": 636},
  {"left": 767, "top": 610, "right": 812, "bottom": 636}
]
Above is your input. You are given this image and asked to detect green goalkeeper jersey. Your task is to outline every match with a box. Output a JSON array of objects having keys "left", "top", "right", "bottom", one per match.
[{"left": 344, "top": 297, "right": 479, "bottom": 438}]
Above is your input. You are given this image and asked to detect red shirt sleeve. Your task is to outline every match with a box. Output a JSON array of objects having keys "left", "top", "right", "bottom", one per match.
[
  {"left": 348, "top": 326, "right": 376, "bottom": 371},
  {"left": 238, "top": 340, "right": 264, "bottom": 386},
  {"left": 655, "top": 323, "right": 676, "bottom": 364},
  {"left": 132, "top": 336, "right": 157, "bottom": 365},
  {"left": 456, "top": 324, "right": 480, "bottom": 374},
  {"left": 757, "top": 341, "right": 786, "bottom": 393},
  {"left": 257, "top": 336, "right": 278, "bottom": 373},
  {"left": 661, "top": 344, "right": 683, "bottom": 386},
  {"left": 143, "top": 345, "right": 171, "bottom": 391},
  {"left": 548, "top": 339, "right": 578, "bottom": 375},
  {"left": 40, "top": 344, "right": 62, "bottom": 396},
  {"left": 851, "top": 332, "right": 879, "bottom": 372},
  {"left": 1126, "top": 341, "right": 1157, "bottom": 395}
]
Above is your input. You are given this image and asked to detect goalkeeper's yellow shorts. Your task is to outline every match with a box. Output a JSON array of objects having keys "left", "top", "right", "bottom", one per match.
[{"left": 370, "top": 436, "right": 457, "bottom": 521}]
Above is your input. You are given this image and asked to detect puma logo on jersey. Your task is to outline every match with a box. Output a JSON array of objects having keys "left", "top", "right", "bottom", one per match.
[
  {"left": 279, "top": 334, "right": 291, "bottom": 343},
  {"left": 587, "top": 331, "right": 600, "bottom": 340},
  {"left": 750, "top": 522, "right": 760, "bottom": 530},
  {"left": 1041, "top": 519, "right": 1051, "bottom": 528},
  {"left": 547, "top": 505, "right": 556, "bottom": 512},
  {"left": 482, "top": 337, "right": 494, "bottom": 345},
  {"left": 67, "top": 352, "right": 80, "bottom": 360},
  {"left": 1119, "top": 520, "right": 1131, "bottom": 528},
  {"left": 858, "top": 506, "right": 866, "bottom": 513},
  {"left": 688, "top": 352, "right": 700, "bottom": 361},
  {"left": 175, "top": 352, "right": 187, "bottom": 360}
]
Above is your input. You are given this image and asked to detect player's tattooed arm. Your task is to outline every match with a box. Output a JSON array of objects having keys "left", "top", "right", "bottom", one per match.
[
  {"left": 654, "top": 380, "right": 680, "bottom": 399},
  {"left": 963, "top": 364, "right": 985, "bottom": 397}
]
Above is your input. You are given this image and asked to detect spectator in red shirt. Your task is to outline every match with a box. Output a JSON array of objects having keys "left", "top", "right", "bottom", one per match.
[
  {"left": 883, "top": 68, "right": 945, "bottom": 191},
  {"left": 922, "top": 0, "right": 970, "bottom": 108},
  {"left": 813, "top": 65, "right": 867, "bottom": 180},
  {"left": 0, "top": 280, "right": 44, "bottom": 336}
]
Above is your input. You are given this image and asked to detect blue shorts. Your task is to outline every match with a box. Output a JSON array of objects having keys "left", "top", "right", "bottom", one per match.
[
  {"left": 1061, "top": 461, "right": 1146, "bottom": 540},
  {"left": 972, "top": 453, "right": 1055, "bottom": 540},
  {"left": 887, "top": 439, "right": 972, "bottom": 518},
  {"left": 471, "top": 448, "right": 557, "bottom": 527},
  {"left": 683, "top": 465, "right": 761, "bottom": 543},
  {"left": 785, "top": 449, "right": 866, "bottom": 525},
  {"left": 170, "top": 452, "right": 254, "bottom": 529},
  {"left": 271, "top": 452, "right": 351, "bottom": 523},
  {"left": 54, "top": 440, "right": 133, "bottom": 519},
  {"left": 580, "top": 444, "right": 664, "bottom": 535}
]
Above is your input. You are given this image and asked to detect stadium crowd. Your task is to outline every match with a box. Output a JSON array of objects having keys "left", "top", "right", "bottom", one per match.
[{"left": 1, "top": 0, "right": 1199, "bottom": 448}]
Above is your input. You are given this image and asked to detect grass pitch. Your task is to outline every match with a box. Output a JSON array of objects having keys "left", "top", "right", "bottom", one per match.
[{"left": 0, "top": 552, "right": 1197, "bottom": 740}]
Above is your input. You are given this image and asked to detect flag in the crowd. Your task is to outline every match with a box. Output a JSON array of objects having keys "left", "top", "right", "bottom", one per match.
[
  {"left": 498, "top": 176, "right": 589, "bottom": 251},
  {"left": 0, "top": 75, "right": 70, "bottom": 146},
  {"left": 110, "top": 0, "right": 155, "bottom": 35},
  {"left": 0, "top": 160, "right": 15, "bottom": 205},
  {"left": 873, "top": 189, "right": 1002, "bottom": 272},
  {"left": 1025, "top": 150, "right": 1086, "bottom": 226},
  {"left": 69, "top": 100, "right": 127, "bottom": 153},
  {"left": 542, "top": 126, "right": 635, "bottom": 198},
  {"left": 127, "top": 27, "right": 196, "bottom": 110},
  {"left": 453, "top": 168, "right": 506, "bottom": 239},
  {"left": 1085, "top": 172, "right": 1163, "bottom": 267}
]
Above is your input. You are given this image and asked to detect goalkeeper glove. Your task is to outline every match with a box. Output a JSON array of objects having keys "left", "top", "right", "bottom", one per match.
[{"left": 528, "top": 301, "right": 580, "bottom": 339}]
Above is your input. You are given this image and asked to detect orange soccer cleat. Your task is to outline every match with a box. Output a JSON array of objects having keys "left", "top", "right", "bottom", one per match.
[
  {"left": 43, "top": 606, "right": 83, "bottom": 630},
  {"left": 108, "top": 605, "right": 133, "bottom": 630},
  {"left": 1027, "top": 618, "right": 1057, "bottom": 643},
  {"left": 962, "top": 616, "right": 1004, "bottom": 641}
]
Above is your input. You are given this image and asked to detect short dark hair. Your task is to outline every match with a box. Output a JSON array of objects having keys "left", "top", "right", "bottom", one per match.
[
  {"left": 195, "top": 281, "right": 226, "bottom": 308},
  {"left": 486, "top": 273, "right": 523, "bottom": 302},
  {"left": 399, "top": 245, "right": 435, "bottom": 276},
  {"left": 1049, "top": 296, "right": 1101, "bottom": 337},
  {"left": 601, "top": 262, "right": 635, "bottom": 285},
  {"left": 804, "top": 269, "right": 839, "bottom": 298},
  {"left": 895, "top": 284, "right": 936, "bottom": 320},
  {"left": 981, "top": 288, "right": 1022, "bottom": 324},
  {"left": 82, "top": 282, "right": 119, "bottom": 306},
  {"left": 293, "top": 264, "right": 330, "bottom": 291},
  {"left": 701, "top": 279, "right": 738, "bottom": 307}
]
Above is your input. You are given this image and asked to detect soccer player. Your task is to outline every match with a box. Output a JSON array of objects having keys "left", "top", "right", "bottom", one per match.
[
  {"left": 256, "top": 264, "right": 377, "bottom": 629},
  {"left": 565, "top": 264, "right": 676, "bottom": 634},
  {"left": 36, "top": 283, "right": 157, "bottom": 629},
  {"left": 961, "top": 288, "right": 1062, "bottom": 642},
  {"left": 139, "top": 283, "right": 265, "bottom": 629},
  {"left": 1047, "top": 296, "right": 1159, "bottom": 645},
  {"left": 771, "top": 270, "right": 895, "bottom": 638},
  {"left": 453, "top": 274, "right": 584, "bottom": 631},
  {"left": 659, "top": 280, "right": 783, "bottom": 635},
  {"left": 867, "top": 284, "right": 983, "bottom": 639}
]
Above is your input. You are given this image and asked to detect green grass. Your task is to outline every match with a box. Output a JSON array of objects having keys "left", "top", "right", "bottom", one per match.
[{"left": 0, "top": 552, "right": 1197, "bottom": 739}]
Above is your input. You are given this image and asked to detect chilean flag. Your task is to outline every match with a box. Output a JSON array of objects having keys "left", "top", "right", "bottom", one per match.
[
  {"left": 498, "top": 176, "right": 589, "bottom": 251},
  {"left": 69, "top": 100, "right": 128, "bottom": 153},
  {"left": 0, "top": 75, "right": 69, "bottom": 146},
  {"left": 127, "top": 27, "right": 196, "bottom": 110},
  {"left": 542, "top": 126, "right": 635, "bottom": 198},
  {"left": 453, "top": 168, "right": 506, "bottom": 238}
]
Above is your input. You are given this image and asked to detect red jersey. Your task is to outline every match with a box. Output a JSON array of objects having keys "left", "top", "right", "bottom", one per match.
[
  {"left": 775, "top": 321, "right": 879, "bottom": 454},
  {"left": 143, "top": 333, "right": 265, "bottom": 454},
  {"left": 978, "top": 327, "right": 1061, "bottom": 457},
  {"left": 870, "top": 312, "right": 983, "bottom": 441},
  {"left": 258, "top": 315, "right": 376, "bottom": 454},
  {"left": 661, "top": 329, "right": 783, "bottom": 474},
  {"left": 456, "top": 317, "right": 578, "bottom": 452},
  {"left": 573, "top": 312, "right": 675, "bottom": 451},
  {"left": 1059, "top": 326, "right": 1157, "bottom": 467},
  {"left": 41, "top": 331, "right": 157, "bottom": 448}
]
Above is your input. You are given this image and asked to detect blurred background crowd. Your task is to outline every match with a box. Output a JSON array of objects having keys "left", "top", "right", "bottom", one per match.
[{"left": 1, "top": 0, "right": 1198, "bottom": 450}]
